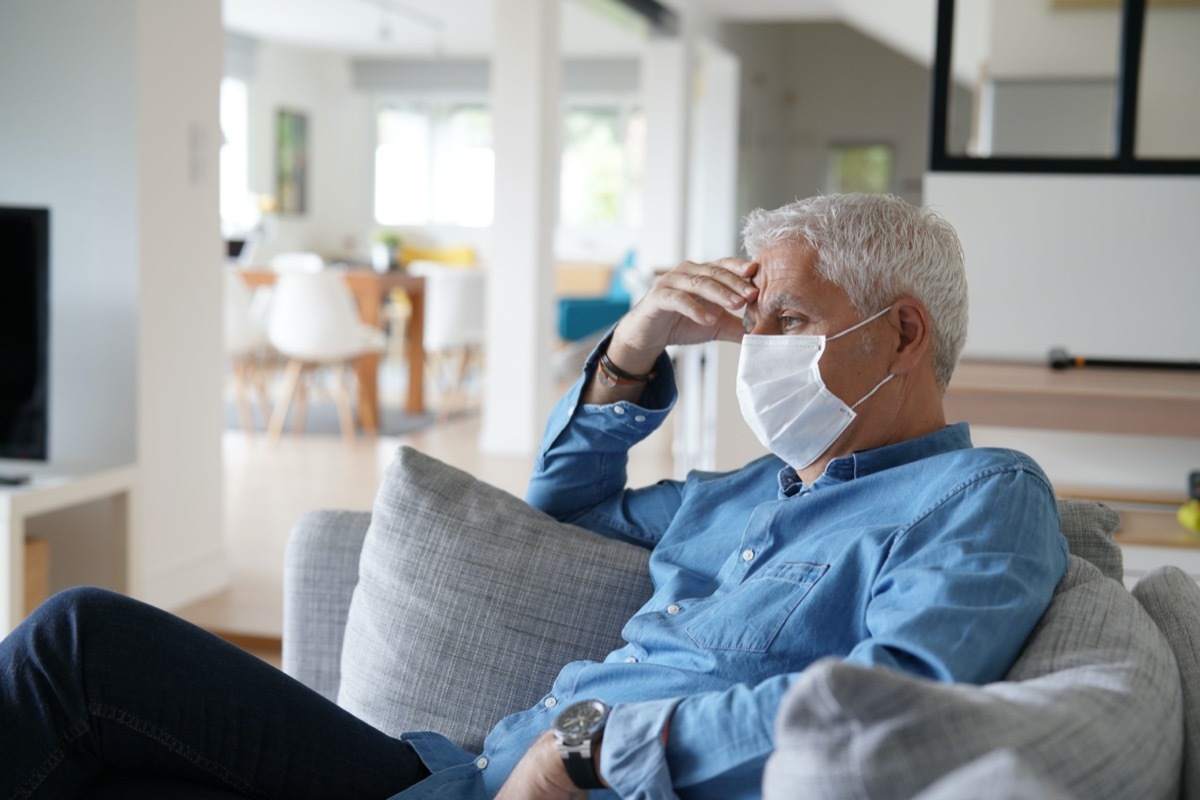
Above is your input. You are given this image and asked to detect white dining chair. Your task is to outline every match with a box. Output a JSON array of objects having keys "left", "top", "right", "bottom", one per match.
[
  {"left": 223, "top": 269, "right": 273, "bottom": 435},
  {"left": 265, "top": 271, "right": 386, "bottom": 443},
  {"left": 407, "top": 261, "right": 486, "bottom": 416},
  {"left": 269, "top": 252, "right": 325, "bottom": 273}
]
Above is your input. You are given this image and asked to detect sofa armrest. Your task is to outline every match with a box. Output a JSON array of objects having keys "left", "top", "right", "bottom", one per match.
[{"left": 282, "top": 509, "right": 371, "bottom": 700}]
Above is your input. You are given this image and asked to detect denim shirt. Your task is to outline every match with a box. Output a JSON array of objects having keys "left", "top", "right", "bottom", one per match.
[{"left": 390, "top": 352, "right": 1068, "bottom": 800}]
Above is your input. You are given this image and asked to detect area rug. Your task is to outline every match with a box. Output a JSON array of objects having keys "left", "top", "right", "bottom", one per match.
[{"left": 224, "top": 401, "right": 435, "bottom": 438}]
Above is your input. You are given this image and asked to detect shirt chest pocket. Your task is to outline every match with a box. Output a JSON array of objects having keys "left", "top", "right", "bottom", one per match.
[{"left": 685, "top": 562, "right": 829, "bottom": 653}]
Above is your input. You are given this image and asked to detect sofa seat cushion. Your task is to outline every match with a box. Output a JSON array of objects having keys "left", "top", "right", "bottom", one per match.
[
  {"left": 1132, "top": 565, "right": 1200, "bottom": 799},
  {"left": 337, "top": 446, "right": 653, "bottom": 754},
  {"left": 763, "top": 554, "right": 1183, "bottom": 800}
]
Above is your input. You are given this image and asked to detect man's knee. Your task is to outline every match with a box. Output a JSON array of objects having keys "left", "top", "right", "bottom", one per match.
[{"left": 27, "top": 586, "right": 138, "bottom": 637}]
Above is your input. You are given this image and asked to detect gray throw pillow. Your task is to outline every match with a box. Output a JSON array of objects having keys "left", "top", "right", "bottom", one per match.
[
  {"left": 337, "top": 446, "right": 653, "bottom": 754},
  {"left": 763, "top": 555, "right": 1182, "bottom": 800},
  {"left": 1133, "top": 565, "right": 1200, "bottom": 800},
  {"left": 1056, "top": 499, "right": 1122, "bottom": 581}
]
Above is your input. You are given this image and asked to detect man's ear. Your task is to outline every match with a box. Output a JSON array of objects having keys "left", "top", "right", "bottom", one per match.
[{"left": 888, "top": 298, "right": 932, "bottom": 376}]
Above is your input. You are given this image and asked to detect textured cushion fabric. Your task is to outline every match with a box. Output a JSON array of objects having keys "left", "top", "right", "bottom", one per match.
[
  {"left": 763, "top": 555, "right": 1183, "bottom": 800},
  {"left": 910, "top": 750, "right": 1076, "bottom": 800},
  {"left": 337, "top": 446, "right": 654, "bottom": 754},
  {"left": 282, "top": 509, "right": 372, "bottom": 701},
  {"left": 1133, "top": 565, "right": 1200, "bottom": 800},
  {"left": 1056, "top": 499, "right": 1122, "bottom": 581}
]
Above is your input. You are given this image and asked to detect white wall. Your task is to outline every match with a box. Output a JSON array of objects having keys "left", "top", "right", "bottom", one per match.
[
  {"left": 0, "top": 1, "right": 140, "bottom": 469},
  {"left": 722, "top": 21, "right": 932, "bottom": 219},
  {"left": 245, "top": 40, "right": 375, "bottom": 261},
  {"left": 0, "top": 0, "right": 227, "bottom": 609},
  {"left": 924, "top": 173, "right": 1200, "bottom": 362},
  {"left": 925, "top": 172, "right": 1200, "bottom": 496}
]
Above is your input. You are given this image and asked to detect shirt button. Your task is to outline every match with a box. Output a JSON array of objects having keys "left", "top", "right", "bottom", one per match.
[
  {"left": 624, "top": 656, "right": 638, "bottom": 663},
  {"left": 666, "top": 603, "right": 681, "bottom": 615},
  {"left": 613, "top": 406, "right": 626, "bottom": 415},
  {"left": 634, "top": 414, "right": 646, "bottom": 422},
  {"left": 475, "top": 757, "right": 489, "bottom": 770},
  {"left": 742, "top": 548, "right": 755, "bottom": 562},
  {"left": 544, "top": 697, "right": 558, "bottom": 709}
]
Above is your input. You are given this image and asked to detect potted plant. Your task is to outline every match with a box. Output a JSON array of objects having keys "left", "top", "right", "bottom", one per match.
[{"left": 371, "top": 231, "right": 402, "bottom": 273}]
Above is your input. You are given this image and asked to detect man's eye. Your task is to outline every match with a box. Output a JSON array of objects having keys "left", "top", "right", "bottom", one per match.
[{"left": 780, "top": 316, "right": 804, "bottom": 331}]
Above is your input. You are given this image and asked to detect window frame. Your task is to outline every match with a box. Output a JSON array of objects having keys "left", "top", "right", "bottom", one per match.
[{"left": 929, "top": 0, "right": 1200, "bottom": 174}]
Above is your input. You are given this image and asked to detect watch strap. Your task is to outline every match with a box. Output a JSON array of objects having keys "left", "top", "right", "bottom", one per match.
[{"left": 561, "top": 746, "right": 605, "bottom": 790}]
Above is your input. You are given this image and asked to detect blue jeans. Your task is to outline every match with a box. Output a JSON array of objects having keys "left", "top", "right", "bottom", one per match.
[{"left": 0, "top": 587, "right": 429, "bottom": 799}]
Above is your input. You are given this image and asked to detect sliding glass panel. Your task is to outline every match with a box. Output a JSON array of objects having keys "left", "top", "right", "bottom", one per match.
[
  {"left": 945, "top": 0, "right": 1124, "bottom": 159},
  {"left": 1135, "top": 2, "right": 1200, "bottom": 159}
]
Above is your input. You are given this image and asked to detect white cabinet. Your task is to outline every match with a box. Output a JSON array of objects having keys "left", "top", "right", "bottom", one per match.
[{"left": 0, "top": 465, "right": 138, "bottom": 634}]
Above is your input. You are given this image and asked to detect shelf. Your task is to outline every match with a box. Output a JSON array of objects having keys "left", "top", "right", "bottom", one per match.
[{"left": 945, "top": 359, "right": 1200, "bottom": 437}]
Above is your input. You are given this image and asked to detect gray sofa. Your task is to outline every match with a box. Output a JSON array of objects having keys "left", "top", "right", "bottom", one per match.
[{"left": 283, "top": 446, "right": 1200, "bottom": 799}]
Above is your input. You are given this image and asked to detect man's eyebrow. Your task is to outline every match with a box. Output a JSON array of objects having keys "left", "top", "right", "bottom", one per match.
[{"left": 755, "top": 291, "right": 812, "bottom": 317}]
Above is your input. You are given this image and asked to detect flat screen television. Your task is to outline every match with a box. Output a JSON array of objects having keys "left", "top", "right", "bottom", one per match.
[{"left": 0, "top": 206, "right": 50, "bottom": 463}]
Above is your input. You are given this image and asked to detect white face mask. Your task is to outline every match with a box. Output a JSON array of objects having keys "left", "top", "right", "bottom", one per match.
[{"left": 736, "top": 306, "right": 894, "bottom": 470}]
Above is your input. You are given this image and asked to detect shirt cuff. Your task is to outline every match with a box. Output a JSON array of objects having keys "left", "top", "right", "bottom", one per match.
[{"left": 599, "top": 698, "right": 684, "bottom": 800}]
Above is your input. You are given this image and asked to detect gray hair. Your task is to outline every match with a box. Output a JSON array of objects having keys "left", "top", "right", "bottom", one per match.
[{"left": 741, "top": 193, "right": 968, "bottom": 390}]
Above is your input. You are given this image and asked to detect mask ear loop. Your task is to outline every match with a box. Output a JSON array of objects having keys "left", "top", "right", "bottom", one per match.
[
  {"left": 826, "top": 305, "right": 894, "bottom": 342},
  {"left": 830, "top": 305, "right": 896, "bottom": 411},
  {"left": 850, "top": 373, "right": 895, "bottom": 410}
]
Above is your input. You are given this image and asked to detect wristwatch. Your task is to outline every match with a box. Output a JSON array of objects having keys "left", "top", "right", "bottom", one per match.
[{"left": 553, "top": 699, "right": 610, "bottom": 790}]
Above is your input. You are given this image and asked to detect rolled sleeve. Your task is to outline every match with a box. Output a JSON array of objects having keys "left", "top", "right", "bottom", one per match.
[
  {"left": 526, "top": 342, "right": 680, "bottom": 545},
  {"left": 600, "top": 698, "right": 683, "bottom": 800}
]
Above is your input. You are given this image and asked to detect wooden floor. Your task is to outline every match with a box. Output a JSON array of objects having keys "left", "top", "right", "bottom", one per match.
[{"left": 177, "top": 393, "right": 675, "bottom": 665}]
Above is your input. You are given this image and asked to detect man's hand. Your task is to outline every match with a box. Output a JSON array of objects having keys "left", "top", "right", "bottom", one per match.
[
  {"left": 495, "top": 731, "right": 590, "bottom": 800},
  {"left": 606, "top": 257, "right": 758, "bottom": 374},
  {"left": 582, "top": 258, "right": 759, "bottom": 405}
]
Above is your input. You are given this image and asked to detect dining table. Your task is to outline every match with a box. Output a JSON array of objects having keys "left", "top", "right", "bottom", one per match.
[{"left": 237, "top": 266, "right": 426, "bottom": 433}]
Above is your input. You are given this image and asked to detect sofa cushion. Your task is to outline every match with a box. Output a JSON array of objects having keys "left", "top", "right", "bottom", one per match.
[
  {"left": 1055, "top": 499, "right": 1122, "bottom": 581},
  {"left": 763, "top": 555, "right": 1182, "bottom": 800},
  {"left": 1132, "top": 565, "right": 1200, "bottom": 799},
  {"left": 911, "top": 750, "right": 1075, "bottom": 800},
  {"left": 337, "top": 446, "right": 653, "bottom": 754}
]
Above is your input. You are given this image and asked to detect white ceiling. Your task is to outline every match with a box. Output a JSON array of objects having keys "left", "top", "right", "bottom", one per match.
[{"left": 221, "top": 0, "right": 844, "bottom": 58}]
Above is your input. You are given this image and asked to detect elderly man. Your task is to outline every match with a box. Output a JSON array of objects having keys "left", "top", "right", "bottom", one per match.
[{"left": 0, "top": 194, "right": 1066, "bottom": 800}]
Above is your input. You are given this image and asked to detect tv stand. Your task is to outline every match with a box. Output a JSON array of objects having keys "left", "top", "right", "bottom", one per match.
[{"left": 0, "top": 465, "right": 138, "bottom": 634}]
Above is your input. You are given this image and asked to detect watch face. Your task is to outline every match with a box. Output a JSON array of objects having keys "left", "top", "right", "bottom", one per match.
[{"left": 556, "top": 700, "right": 607, "bottom": 737}]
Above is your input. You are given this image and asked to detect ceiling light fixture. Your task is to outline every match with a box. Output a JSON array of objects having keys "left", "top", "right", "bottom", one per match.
[{"left": 356, "top": 0, "right": 446, "bottom": 53}]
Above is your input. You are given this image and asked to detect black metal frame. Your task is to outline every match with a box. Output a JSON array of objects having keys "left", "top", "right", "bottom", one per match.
[
  {"left": 611, "top": 0, "right": 677, "bottom": 35},
  {"left": 929, "top": 0, "right": 1200, "bottom": 174}
]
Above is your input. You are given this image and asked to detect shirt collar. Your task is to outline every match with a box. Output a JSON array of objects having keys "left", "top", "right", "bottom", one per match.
[{"left": 777, "top": 422, "right": 974, "bottom": 496}]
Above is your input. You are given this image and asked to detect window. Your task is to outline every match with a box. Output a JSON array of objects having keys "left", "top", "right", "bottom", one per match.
[
  {"left": 219, "top": 77, "right": 252, "bottom": 231},
  {"left": 374, "top": 104, "right": 494, "bottom": 227},
  {"left": 826, "top": 144, "right": 894, "bottom": 194},
  {"left": 930, "top": 0, "right": 1200, "bottom": 174},
  {"left": 372, "top": 101, "right": 645, "bottom": 231},
  {"left": 560, "top": 107, "right": 646, "bottom": 227}
]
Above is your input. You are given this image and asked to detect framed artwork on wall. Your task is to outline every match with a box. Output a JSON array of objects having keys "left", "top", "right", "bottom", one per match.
[{"left": 276, "top": 109, "right": 308, "bottom": 215}]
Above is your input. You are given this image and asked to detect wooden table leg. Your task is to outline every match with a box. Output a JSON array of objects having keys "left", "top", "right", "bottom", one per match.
[
  {"left": 343, "top": 274, "right": 427, "bottom": 431},
  {"left": 405, "top": 287, "right": 426, "bottom": 416}
]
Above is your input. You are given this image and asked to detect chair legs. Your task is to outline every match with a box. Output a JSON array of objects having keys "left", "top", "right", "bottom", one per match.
[
  {"left": 267, "top": 359, "right": 304, "bottom": 444},
  {"left": 231, "top": 360, "right": 256, "bottom": 436},
  {"left": 230, "top": 355, "right": 274, "bottom": 436},
  {"left": 426, "top": 345, "right": 484, "bottom": 420},
  {"left": 267, "top": 359, "right": 360, "bottom": 444},
  {"left": 331, "top": 365, "right": 357, "bottom": 445}
]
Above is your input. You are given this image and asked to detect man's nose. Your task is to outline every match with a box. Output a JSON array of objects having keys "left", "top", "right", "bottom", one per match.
[{"left": 747, "top": 319, "right": 777, "bottom": 336}]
